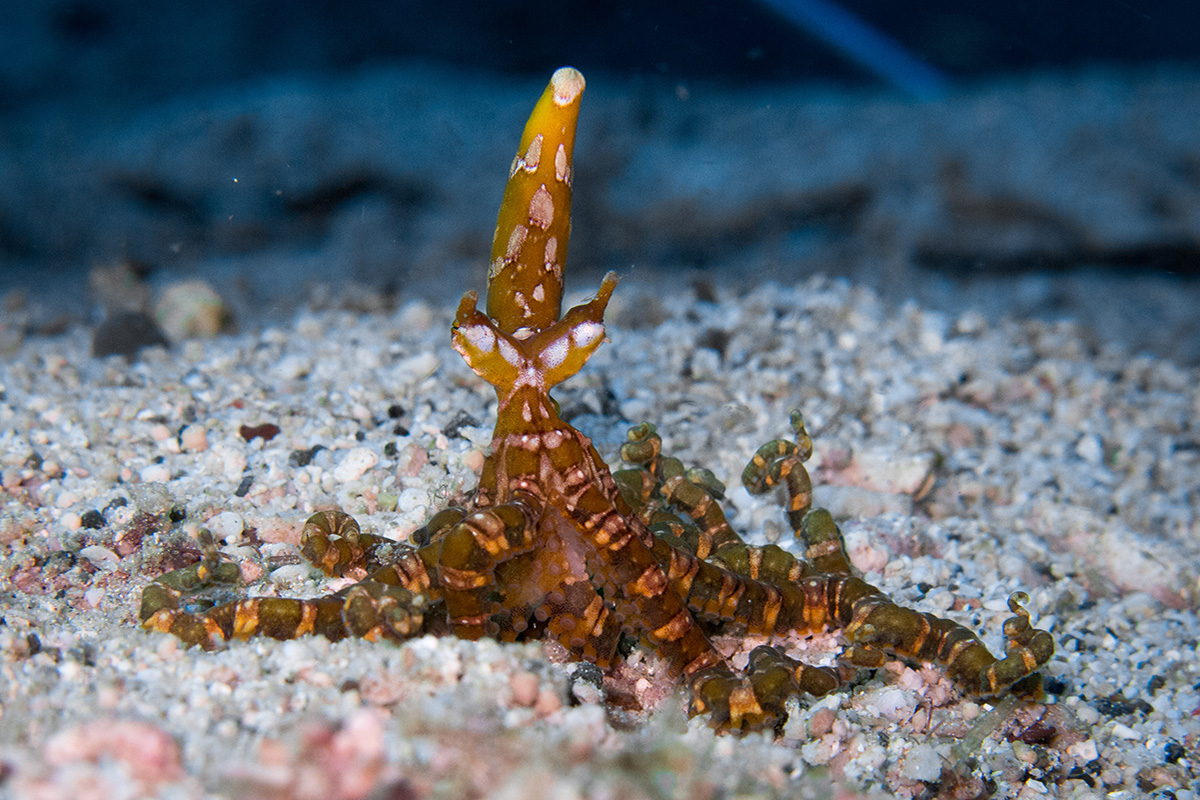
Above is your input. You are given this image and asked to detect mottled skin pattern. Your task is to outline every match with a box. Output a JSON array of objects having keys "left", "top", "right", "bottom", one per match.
[{"left": 140, "top": 68, "right": 1054, "bottom": 734}]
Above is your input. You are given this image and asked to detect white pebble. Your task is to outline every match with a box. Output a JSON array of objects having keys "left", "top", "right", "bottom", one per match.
[
  {"left": 207, "top": 511, "right": 245, "bottom": 543},
  {"left": 208, "top": 443, "right": 247, "bottom": 481},
  {"left": 1075, "top": 434, "right": 1103, "bottom": 464},
  {"left": 181, "top": 425, "right": 209, "bottom": 452},
  {"left": 79, "top": 545, "right": 120, "bottom": 571},
  {"left": 333, "top": 447, "right": 378, "bottom": 482},
  {"left": 899, "top": 743, "right": 942, "bottom": 782},
  {"left": 1068, "top": 739, "right": 1099, "bottom": 762},
  {"left": 394, "top": 353, "right": 440, "bottom": 386},
  {"left": 925, "top": 590, "right": 954, "bottom": 611},
  {"left": 1111, "top": 722, "right": 1140, "bottom": 739},
  {"left": 860, "top": 687, "right": 909, "bottom": 720},
  {"left": 274, "top": 354, "right": 314, "bottom": 380},
  {"left": 270, "top": 564, "right": 313, "bottom": 585},
  {"left": 1018, "top": 778, "right": 1047, "bottom": 795},
  {"left": 139, "top": 464, "right": 171, "bottom": 483}
]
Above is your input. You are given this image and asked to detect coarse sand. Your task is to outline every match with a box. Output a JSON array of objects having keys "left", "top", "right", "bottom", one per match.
[
  {"left": 1, "top": 272, "right": 1198, "bottom": 799},
  {"left": 3, "top": 62, "right": 1200, "bottom": 799}
]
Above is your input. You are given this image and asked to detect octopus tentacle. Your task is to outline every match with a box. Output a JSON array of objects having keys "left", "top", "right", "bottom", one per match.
[
  {"left": 658, "top": 471, "right": 740, "bottom": 558},
  {"left": 139, "top": 528, "right": 241, "bottom": 649},
  {"left": 409, "top": 506, "right": 469, "bottom": 547},
  {"left": 689, "top": 646, "right": 840, "bottom": 733},
  {"left": 137, "top": 67, "right": 1054, "bottom": 738},
  {"left": 619, "top": 421, "right": 741, "bottom": 557},
  {"left": 742, "top": 410, "right": 815, "bottom": 534},
  {"left": 141, "top": 514, "right": 441, "bottom": 649},
  {"left": 486, "top": 66, "right": 585, "bottom": 336},
  {"left": 300, "top": 509, "right": 404, "bottom": 577},
  {"left": 437, "top": 497, "right": 539, "bottom": 639}
]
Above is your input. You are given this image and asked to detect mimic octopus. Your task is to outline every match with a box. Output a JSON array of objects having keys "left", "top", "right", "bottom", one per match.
[{"left": 140, "top": 67, "right": 1054, "bottom": 733}]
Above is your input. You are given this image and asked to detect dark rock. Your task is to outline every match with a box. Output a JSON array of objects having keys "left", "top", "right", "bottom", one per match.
[{"left": 92, "top": 311, "right": 169, "bottom": 358}]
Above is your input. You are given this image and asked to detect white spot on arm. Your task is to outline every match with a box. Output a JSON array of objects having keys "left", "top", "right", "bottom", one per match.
[
  {"left": 571, "top": 321, "right": 604, "bottom": 349},
  {"left": 528, "top": 185, "right": 554, "bottom": 229},
  {"left": 514, "top": 291, "right": 531, "bottom": 317},
  {"left": 461, "top": 325, "right": 496, "bottom": 353},
  {"left": 515, "top": 363, "right": 542, "bottom": 390},
  {"left": 504, "top": 225, "right": 528, "bottom": 261},
  {"left": 523, "top": 134, "right": 543, "bottom": 172},
  {"left": 489, "top": 256, "right": 505, "bottom": 280},
  {"left": 498, "top": 338, "right": 522, "bottom": 367},
  {"left": 539, "top": 335, "right": 569, "bottom": 370},
  {"left": 554, "top": 144, "right": 569, "bottom": 184}
]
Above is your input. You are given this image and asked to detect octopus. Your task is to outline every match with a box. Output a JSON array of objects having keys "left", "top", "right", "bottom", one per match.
[{"left": 140, "top": 67, "right": 1054, "bottom": 734}]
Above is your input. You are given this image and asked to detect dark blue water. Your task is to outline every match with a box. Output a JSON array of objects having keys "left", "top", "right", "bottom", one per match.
[{"left": 1, "top": 1, "right": 1197, "bottom": 360}]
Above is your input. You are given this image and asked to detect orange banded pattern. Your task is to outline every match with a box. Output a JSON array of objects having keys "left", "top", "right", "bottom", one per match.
[{"left": 139, "top": 68, "right": 1053, "bottom": 735}]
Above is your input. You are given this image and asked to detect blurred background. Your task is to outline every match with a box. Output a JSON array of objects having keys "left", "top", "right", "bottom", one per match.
[
  {"left": 1, "top": 0, "right": 1198, "bottom": 359},
  {"left": 3, "top": 0, "right": 1195, "bottom": 109}
]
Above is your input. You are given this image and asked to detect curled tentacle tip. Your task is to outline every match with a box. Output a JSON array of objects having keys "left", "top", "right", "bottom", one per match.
[
  {"left": 626, "top": 422, "right": 655, "bottom": 441},
  {"left": 551, "top": 67, "right": 586, "bottom": 106}
]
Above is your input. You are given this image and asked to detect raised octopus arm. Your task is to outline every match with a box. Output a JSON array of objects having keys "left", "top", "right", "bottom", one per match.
[{"left": 485, "top": 66, "right": 585, "bottom": 336}]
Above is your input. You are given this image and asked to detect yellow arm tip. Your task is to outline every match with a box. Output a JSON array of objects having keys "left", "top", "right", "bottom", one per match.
[
  {"left": 486, "top": 68, "right": 586, "bottom": 335},
  {"left": 550, "top": 67, "right": 586, "bottom": 106}
]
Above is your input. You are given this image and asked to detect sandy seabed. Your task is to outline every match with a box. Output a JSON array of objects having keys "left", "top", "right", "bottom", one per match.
[
  {"left": 2, "top": 62, "right": 1200, "bottom": 799},
  {"left": 1, "top": 270, "right": 1198, "bottom": 799}
]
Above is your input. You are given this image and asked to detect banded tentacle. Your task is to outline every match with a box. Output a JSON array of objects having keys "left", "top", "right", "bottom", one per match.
[
  {"left": 641, "top": 412, "right": 1053, "bottom": 728},
  {"left": 842, "top": 589, "right": 1055, "bottom": 696},
  {"left": 437, "top": 496, "right": 540, "bottom": 639},
  {"left": 137, "top": 68, "right": 1055, "bottom": 740},
  {"left": 742, "top": 412, "right": 856, "bottom": 575},
  {"left": 618, "top": 422, "right": 742, "bottom": 558},
  {"left": 141, "top": 514, "right": 439, "bottom": 649},
  {"left": 139, "top": 528, "right": 242, "bottom": 649},
  {"left": 742, "top": 411, "right": 815, "bottom": 527},
  {"left": 688, "top": 646, "right": 840, "bottom": 733}
]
